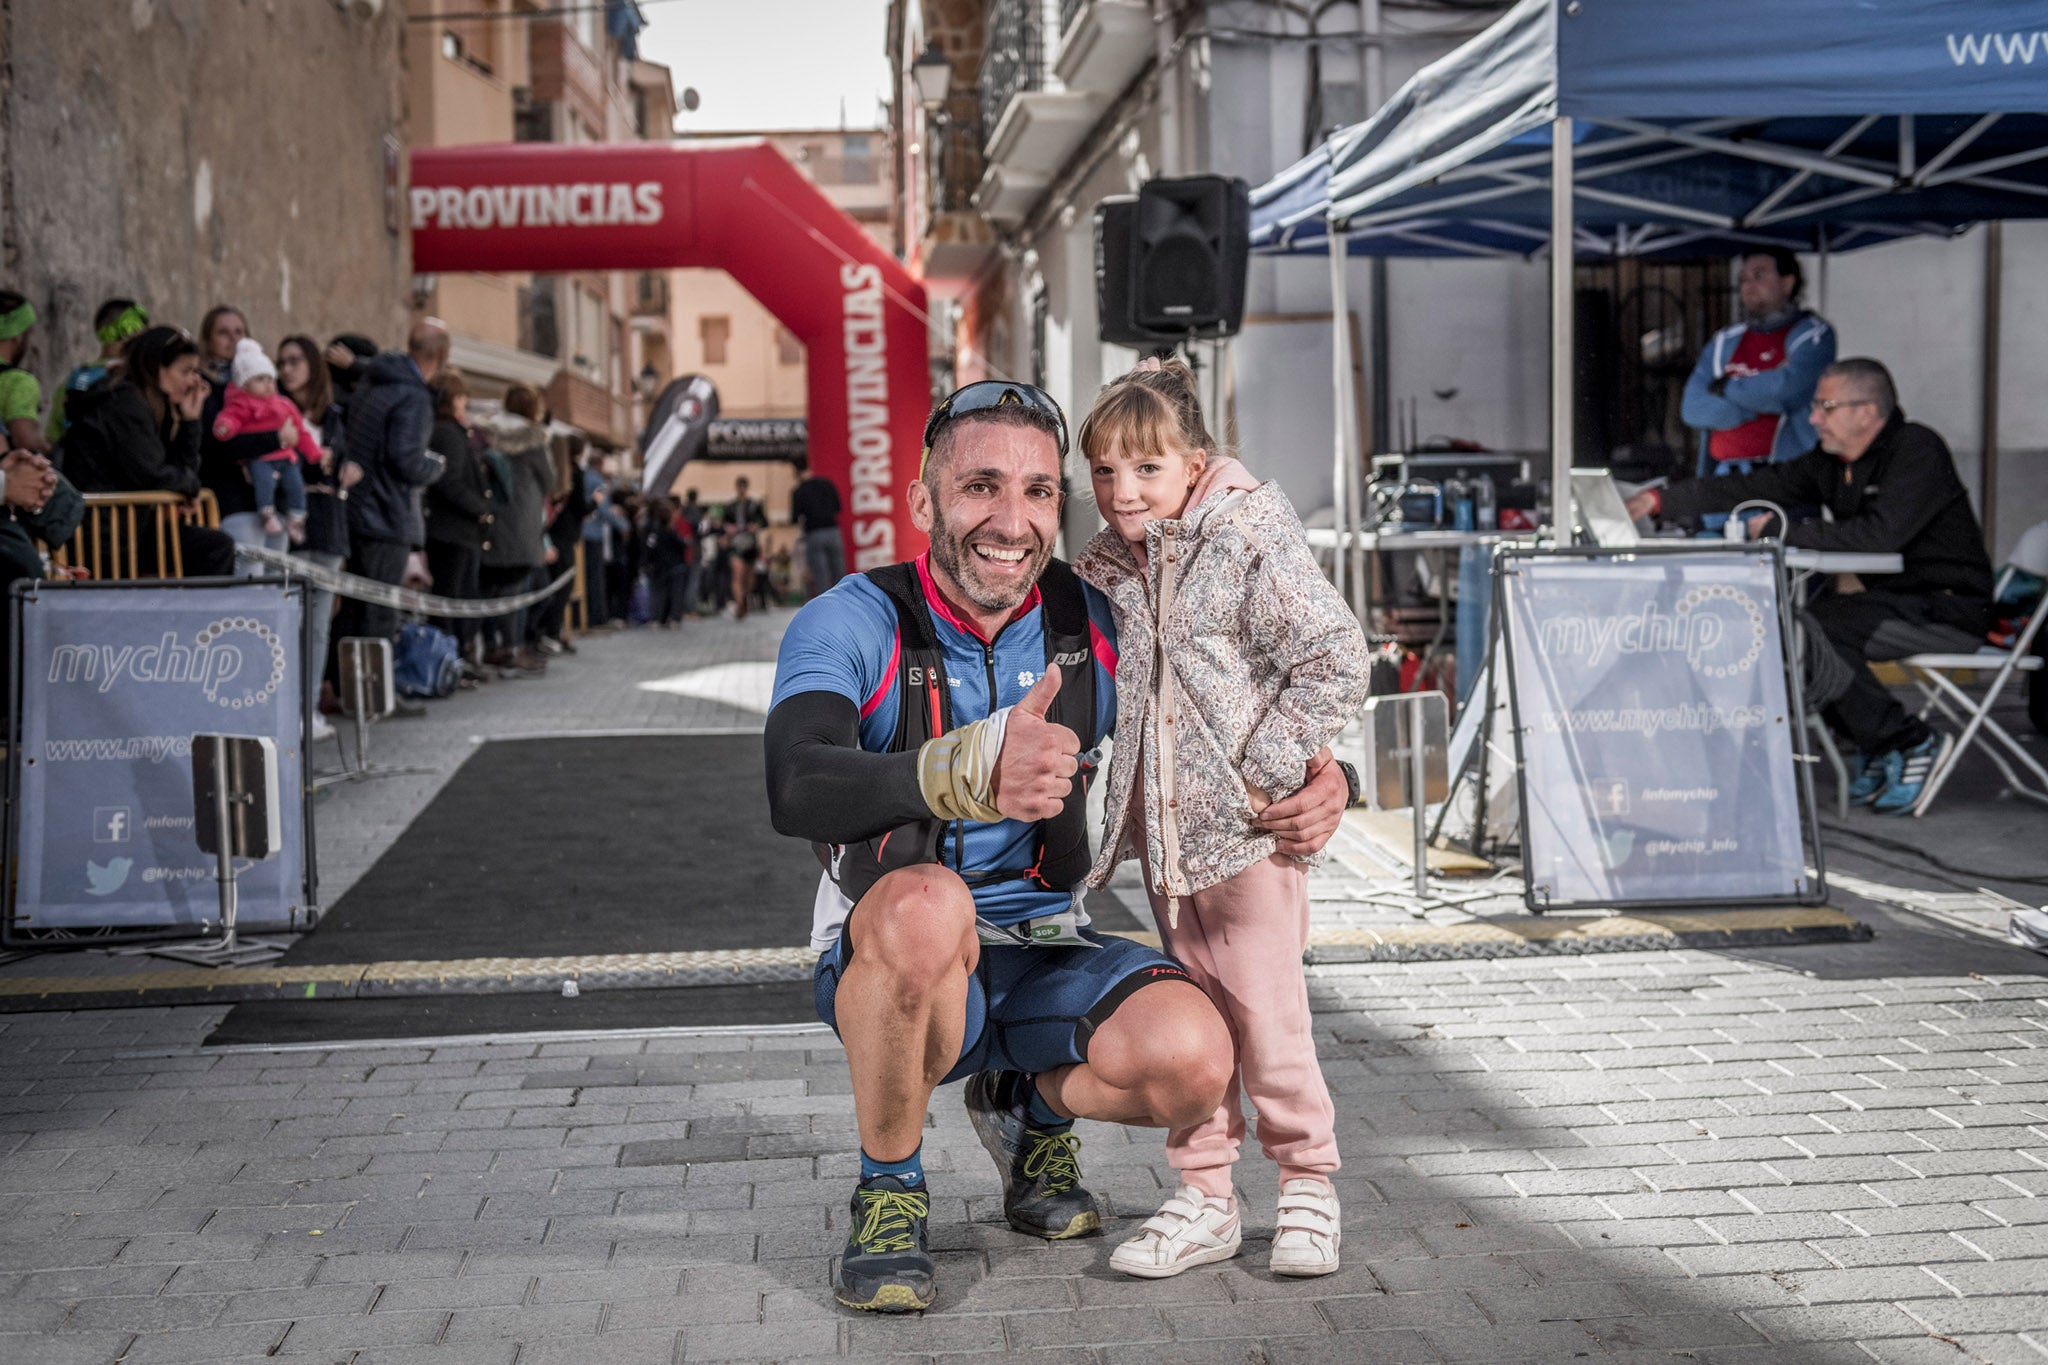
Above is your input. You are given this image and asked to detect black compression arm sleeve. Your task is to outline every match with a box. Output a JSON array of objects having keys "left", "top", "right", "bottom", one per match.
[{"left": 764, "top": 690, "right": 932, "bottom": 844}]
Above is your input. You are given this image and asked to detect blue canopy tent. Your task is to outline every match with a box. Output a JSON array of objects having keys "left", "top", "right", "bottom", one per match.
[{"left": 1250, "top": 0, "right": 2048, "bottom": 599}]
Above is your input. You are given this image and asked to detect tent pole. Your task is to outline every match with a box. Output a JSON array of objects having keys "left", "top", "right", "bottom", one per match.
[
  {"left": 1329, "top": 226, "right": 1355, "bottom": 614},
  {"left": 1982, "top": 221, "right": 2002, "bottom": 553},
  {"left": 1548, "top": 114, "right": 1575, "bottom": 541}
]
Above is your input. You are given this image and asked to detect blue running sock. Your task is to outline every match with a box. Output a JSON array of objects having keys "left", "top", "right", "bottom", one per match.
[
  {"left": 1021, "top": 1077, "right": 1070, "bottom": 1131},
  {"left": 860, "top": 1146, "right": 925, "bottom": 1187}
]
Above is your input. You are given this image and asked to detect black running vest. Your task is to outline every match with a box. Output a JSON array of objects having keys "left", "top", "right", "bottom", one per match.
[{"left": 817, "top": 559, "right": 1099, "bottom": 905}]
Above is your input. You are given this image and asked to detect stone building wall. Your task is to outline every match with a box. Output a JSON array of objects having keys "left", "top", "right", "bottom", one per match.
[{"left": 0, "top": 0, "right": 411, "bottom": 400}]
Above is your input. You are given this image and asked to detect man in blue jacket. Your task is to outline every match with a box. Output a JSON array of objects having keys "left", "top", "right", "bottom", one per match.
[
  {"left": 337, "top": 321, "right": 449, "bottom": 682},
  {"left": 1682, "top": 248, "right": 1835, "bottom": 477}
]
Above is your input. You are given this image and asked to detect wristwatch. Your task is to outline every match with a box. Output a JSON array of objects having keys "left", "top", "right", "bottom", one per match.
[{"left": 1336, "top": 759, "right": 1362, "bottom": 807}]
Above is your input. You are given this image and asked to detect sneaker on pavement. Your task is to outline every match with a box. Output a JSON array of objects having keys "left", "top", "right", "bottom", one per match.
[
  {"left": 309, "top": 713, "right": 336, "bottom": 743},
  {"left": 1108, "top": 1184, "right": 1240, "bottom": 1278},
  {"left": 832, "top": 1175, "right": 935, "bottom": 1313},
  {"left": 1872, "top": 730, "right": 1953, "bottom": 817},
  {"left": 962, "top": 1071, "right": 1100, "bottom": 1239},
  {"left": 391, "top": 696, "right": 427, "bottom": 719},
  {"left": 1846, "top": 750, "right": 1886, "bottom": 805},
  {"left": 1269, "top": 1178, "right": 1341, "bottom": 1277}
]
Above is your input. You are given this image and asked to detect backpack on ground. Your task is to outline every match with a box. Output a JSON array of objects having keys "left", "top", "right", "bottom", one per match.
[{"left": 394, "top": 621, "right": 462, "bottom": 699}]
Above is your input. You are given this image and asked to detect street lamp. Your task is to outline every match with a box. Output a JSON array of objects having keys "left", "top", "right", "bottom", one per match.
[{"left": 910, "top": 40, "right": 952, "bottom": 112}]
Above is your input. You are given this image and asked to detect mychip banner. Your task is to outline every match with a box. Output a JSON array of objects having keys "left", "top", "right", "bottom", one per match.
[
  {"left": 9, "top": 580, "right": 315, "bottom": 936},
  {"left": 1498, "top": 547, "right": 1819, "bottom": 910}
]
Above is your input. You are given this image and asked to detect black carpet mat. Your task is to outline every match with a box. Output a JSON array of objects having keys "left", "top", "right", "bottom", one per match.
[
  {"left": 205, "top": 733, "right": 1147, "bottom": 1044},
  {"left": 290, "top": 733, "right": 820, "bottom": 964},
  {"left": 207, "top": 734, "right": 824, "bottom": 1043},
  {"left": 202, "top": 981, "right": 822, "bottom": 1046}
]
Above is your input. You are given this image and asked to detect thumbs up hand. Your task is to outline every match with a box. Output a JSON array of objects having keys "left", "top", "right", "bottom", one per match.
[{"left": 993, "top": 663, "right": 1081, "bottom": 823}]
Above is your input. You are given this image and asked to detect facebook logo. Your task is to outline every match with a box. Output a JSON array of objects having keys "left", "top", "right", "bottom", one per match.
[{"left": 93, "top": 806, "right": 132, "bottom": 843}]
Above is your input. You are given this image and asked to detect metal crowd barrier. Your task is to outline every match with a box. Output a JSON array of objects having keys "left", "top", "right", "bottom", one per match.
[{"left": 47, "top": 490, "right": 222, "bottom": 580}]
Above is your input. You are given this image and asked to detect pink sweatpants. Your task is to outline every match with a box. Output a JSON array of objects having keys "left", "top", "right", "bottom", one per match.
[{"left": 1140, "top": 851, "right": 1339, "bottom": 1199}]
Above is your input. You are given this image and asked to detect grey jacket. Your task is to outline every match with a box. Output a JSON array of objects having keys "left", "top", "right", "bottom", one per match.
[
  {"left": 479, "top": 413, "right": 554, "bottom": 570},
  {"left": 1075, "top": 481, "right": 1372, "bottom": 904}
]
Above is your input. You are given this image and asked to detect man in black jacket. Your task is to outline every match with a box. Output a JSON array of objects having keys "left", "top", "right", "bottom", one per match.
[
  {"left": 1628, "top": 358, "right": 1991, "bottom": 815},
  {"left": 336, "top": 321, "right": 449, "bottom": 674}
]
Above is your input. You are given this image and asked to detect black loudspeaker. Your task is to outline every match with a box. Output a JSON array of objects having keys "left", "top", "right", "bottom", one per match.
[
  {"left": 1095, "top": 197, "right": 1174, "bottom": 348},
  {"left": 1131, "top": 175, "right": 1250, "bottom": 338}
]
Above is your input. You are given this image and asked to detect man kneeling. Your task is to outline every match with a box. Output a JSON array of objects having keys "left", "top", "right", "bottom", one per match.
[{"left": 764, "top": 382, "right": 1351, "bottom": 1310}]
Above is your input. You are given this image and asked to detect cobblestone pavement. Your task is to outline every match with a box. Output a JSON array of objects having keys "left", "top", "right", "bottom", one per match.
[
  {"left": 1, "top": 954, "right": 2044, "bottom": 1363},
  {"left": 0, "top": 621, "right": 2044, "bottom": 1362}
]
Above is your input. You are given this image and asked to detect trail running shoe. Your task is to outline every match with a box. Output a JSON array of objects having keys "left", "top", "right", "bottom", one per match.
[
  {"left": 1872, "top": 730, "right": 1953, "bottom": 817},
  {"left": 832, "top": 1175, "right": 934, "bottom": 1313},
  {"left": 963, "top": 1071, "right": 1101, "bottom": 1239}
]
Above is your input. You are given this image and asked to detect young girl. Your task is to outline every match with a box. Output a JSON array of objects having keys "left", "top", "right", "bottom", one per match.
[
  {"left": 213, "top": 337, "right": 319, "bottom": 542},
  {"left": 1074, "top": 358, "right": 1372, "bottom": 1279}
]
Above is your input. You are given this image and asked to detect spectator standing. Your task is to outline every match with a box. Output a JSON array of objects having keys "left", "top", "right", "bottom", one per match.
[
  {"left": 533, "top": 433, "right": 592, "bottom": 654},
  {"left": 337, "top": 321, "right": 449, "bottom": 713},
  {"left": 721, "top": 474, "right": 767, "bottom": 619},
  {"left": 278, "top": 334, "right": 351, "bottom": 742},
  {"left": 1682, "top": 249, "right": 1835, "bottom": 476},
  {"left": 643, "top": 496, "right": 696, "bottom": 627},
  {"left": 578, "top": 452, "right": 626, "bottom": 627},
  {"left": 613, "top": 488, "right": 645, "bottom": 624},
  {"left": 197, "top": 306, "right": 248, "bottom": 388},
  {"left": 477, "top": 385, "right": 552, "bottom": 676},
  {"left": 196, "top": 303, "right": 293, "bottom": 564},
  {"left": 677, "top": 487, "right": 709, "bottom": 614},
  {"left": 59, "top": 325, "right": 235, "bottom": 576},
  {"left": 790, "top": 456, "right": 845, "bottom": 599},
  {"left": 326, "top": 334, "right": 377, "bottom": 408},
  {"left": 0, "top": 291, "right": 48, "bottom": 453},
  {"left": 48, "top": 298, "right": 148, "bottom": 443},
  {"left": 214, "top": 339, "right": 320, "bottom": 542},
  {"left": 423, "top": 371, "right": 493, "bottom": 667}
]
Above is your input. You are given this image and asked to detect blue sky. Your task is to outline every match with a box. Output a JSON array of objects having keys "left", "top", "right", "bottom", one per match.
[{"left": 636, "top": 0, "right": 893, "bottom": 133}]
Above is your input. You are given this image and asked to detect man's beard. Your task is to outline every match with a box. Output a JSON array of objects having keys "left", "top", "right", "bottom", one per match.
[{"left": 927, "top": 508, "right": 1052, "bottom": 614}]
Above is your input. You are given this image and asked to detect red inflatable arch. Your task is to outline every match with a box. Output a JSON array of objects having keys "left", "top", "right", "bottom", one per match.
[{"left": 409, "top": 141, "right": 930, "bottom": 569}]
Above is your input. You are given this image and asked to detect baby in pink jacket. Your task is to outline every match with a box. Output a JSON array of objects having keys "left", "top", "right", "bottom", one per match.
[
  {"left": 213, "top": 338, "right": 316, "bottom": 542},
  {"left": 1074, "top": 357, "right": 1372, "bottom": 1283}
]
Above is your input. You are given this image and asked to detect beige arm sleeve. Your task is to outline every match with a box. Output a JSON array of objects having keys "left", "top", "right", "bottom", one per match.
[{"left": 916, "top": 707, "right": 1012, "bottom": 824}]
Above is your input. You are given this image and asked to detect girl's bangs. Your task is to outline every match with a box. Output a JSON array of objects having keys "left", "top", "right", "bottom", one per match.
[{"left": 1078, "top": 384, "right": 1181, "bottom": 464}]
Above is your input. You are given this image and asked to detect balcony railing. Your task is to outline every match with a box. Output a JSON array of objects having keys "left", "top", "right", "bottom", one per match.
[
  {"left": 980, "top": 0, "right": 1050, "bottom": 140},
  {"left": 929, "top": 111, "right": 986, "bottom": 215},
  {"left": 633, "top": 271, "right": 669, "bottom": 318}
]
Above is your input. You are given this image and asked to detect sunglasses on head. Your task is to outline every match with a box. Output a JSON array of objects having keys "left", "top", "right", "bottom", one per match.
[{"left": 921, "top": 381, "right": 1069, "bottom": 473}]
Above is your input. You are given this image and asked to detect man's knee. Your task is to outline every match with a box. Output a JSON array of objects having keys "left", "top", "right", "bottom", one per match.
[
  {"left": 847, "top": 866, "right": 976, "bottom": 993},
  {"left": 1095, "top": 980, "right": 1233, "bottom": 1127}
]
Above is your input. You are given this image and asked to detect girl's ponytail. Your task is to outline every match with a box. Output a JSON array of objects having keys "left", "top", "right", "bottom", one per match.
[{"left": 1076, "top": 354, "right": 1223, "bottom": 465}]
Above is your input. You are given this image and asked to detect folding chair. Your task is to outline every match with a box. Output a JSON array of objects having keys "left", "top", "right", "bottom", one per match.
[{"left": 1901, "top": 527, "right": 2048, "bottom": 815}]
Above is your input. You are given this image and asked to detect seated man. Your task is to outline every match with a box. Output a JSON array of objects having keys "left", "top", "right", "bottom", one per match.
[
  {"left": 1628, "top": 357, "right": 1993, "bottom": 815},
  {"left": 764, "top": 381, "right": 1352, "bottom": 1312}
]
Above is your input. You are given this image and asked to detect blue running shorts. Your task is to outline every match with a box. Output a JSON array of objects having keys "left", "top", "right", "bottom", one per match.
[{"left": 812, "top": 922, "right": 1193, "bottom": 1085}]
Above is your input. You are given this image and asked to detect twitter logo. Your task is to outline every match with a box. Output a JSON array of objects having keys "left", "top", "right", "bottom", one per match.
[{"left": 84, "top": 858, "right": 133, "bottom": 897}]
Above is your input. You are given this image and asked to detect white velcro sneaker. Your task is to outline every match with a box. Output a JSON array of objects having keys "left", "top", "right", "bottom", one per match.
[
  {"left": 1269, "top": 1177, "right": 1341, "bottom": 1276},
  {"left": 1108, "top": 1184, "right": 1241, "bottom": 1279}
]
